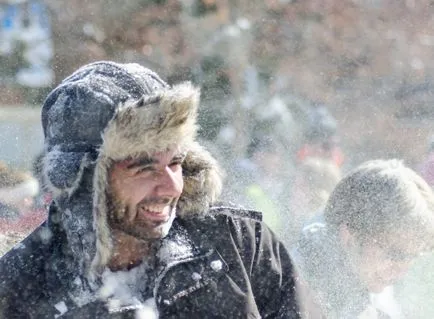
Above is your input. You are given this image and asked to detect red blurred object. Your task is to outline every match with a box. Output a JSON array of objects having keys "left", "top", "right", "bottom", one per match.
[
  {"left": 0, "top": 193, "right": 50, "bottom": 235},
  {"left": 297, "top": 144, "right": 344, "bottom": 167},
  {"left": 0, "top": 209, "right": 46, "bottom": 234}
]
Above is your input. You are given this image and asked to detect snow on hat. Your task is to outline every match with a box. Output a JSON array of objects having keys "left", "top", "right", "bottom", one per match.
[{"left": 41, "top": 61, "right": 222, "bottom": 277}]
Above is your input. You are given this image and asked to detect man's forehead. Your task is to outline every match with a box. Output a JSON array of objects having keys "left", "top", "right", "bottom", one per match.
[{"left": 116, "top": 148, "right": 187, "bottom": 167}]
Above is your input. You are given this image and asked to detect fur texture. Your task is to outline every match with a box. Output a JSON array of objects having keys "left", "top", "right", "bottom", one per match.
[
  {"left": 100, "top": 82, "right": 199, "bottom": 160},
  {"left": 90, "top": 82, "right": 222, "bottom": 273}
]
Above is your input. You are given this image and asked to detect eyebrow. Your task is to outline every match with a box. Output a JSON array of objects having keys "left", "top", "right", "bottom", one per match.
[
  {"left": 172, "top": 153, "right": 187, "bottom": 162},
  {"left": 126, "top": 157, "right": 155, "bottom": 169},
  {"left": 126, "top": 152, "right": 187, "bottom": 169}
]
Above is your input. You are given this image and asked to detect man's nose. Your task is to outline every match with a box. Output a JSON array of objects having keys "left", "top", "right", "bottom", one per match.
[{"left": 155, "top": 166, "right": 183, "bottom": 197}]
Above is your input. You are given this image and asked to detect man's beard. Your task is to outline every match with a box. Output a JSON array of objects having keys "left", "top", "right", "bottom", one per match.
[{"left": 106, "top": 192, "right": 177, "bottom": 241}]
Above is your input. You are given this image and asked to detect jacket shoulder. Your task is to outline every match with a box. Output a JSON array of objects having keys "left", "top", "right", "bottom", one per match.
[
  {"left": 180, "top": 206, "right": 269, "bottom": 251},
  {"left": 208, "top": 205, "right": 263, "bottom": 222}
]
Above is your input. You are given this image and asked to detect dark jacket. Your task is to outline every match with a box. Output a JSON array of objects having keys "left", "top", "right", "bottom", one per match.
[{"left": 0, "top": 206, "right": 299, "bottom": 318}]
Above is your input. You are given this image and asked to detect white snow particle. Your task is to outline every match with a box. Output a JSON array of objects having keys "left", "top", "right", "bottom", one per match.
[
  {"left": 135, "top": 298, "right": 159, "bottom": 319},
  {"left": 210, "top": 260, "right": 223, "bottom": 272},
  {"left": 191, "top": 272, "right": 202, "bottom": 281},
  {"left": 236, "top": 18, "right": 251, "bottom": 30},
  {"left": 54, "top": 301, "right": 68, "bottom": 318},
  {"left": 38, "top": 227, "right": 52, "bottom": 244}
]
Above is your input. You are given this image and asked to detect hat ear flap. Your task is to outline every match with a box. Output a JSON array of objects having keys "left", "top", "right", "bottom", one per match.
[
  {"left": 178, "top": 142, "right": 222, "bottom": 216},
  {"left": 43, "top": 149, "right": 92, "bottom": 197}
]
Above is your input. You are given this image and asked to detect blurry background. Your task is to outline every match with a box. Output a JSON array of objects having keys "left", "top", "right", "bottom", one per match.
[
  {"left": 1, "top": 0, "right": 434, "bottom": 170},
  {"left": 3, "top": 0, "right": 434, "bottom": 235}
]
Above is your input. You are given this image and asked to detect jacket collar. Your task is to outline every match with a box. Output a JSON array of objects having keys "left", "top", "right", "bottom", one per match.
[
  {"left": 153, "top": 216, "right": 214, "bottom": 286},
  {"left": 156, "top": 217, "right": 206, "bottom": 268}
]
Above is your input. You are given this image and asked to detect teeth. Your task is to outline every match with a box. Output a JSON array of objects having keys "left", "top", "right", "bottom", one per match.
[{"left": 141, "top": 204, "right": 166, "bottom": 214}]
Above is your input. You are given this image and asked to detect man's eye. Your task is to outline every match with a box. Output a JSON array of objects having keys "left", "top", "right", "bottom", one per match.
[
  {"left": 169, "top": 161, "right": 182, "bottom": 167},
  {"left": 136, "top": 166, "right": 153, "bottom": 174}
]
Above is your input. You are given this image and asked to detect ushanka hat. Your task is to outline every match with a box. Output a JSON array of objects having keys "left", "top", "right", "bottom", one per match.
[{"left": 41, "top": 61, "right": 222, "bottom": 277}]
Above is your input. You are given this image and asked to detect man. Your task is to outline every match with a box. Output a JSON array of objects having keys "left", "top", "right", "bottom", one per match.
[
  {"left": 292, "top": 159, "right": 434, "bottom": 318},
  {"left": 0, "top": 61, "right": 300, "bottom": 318},
  {"left": 296, "top": 105, "right": 344, "bottom": 168}
]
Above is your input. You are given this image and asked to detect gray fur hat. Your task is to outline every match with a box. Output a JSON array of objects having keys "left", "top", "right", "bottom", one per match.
[{"left": 41, "top": 61, "right": 222, "bottom": 278}]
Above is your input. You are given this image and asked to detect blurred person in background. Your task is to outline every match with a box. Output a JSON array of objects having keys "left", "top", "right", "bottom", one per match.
[
  {"left": 0, "top": 160, "right": 40, "bottom": 255},
  {"left": 240, "top": 135, "right": 288, "bottom": 236},
  {"left": 296, "top": 104, "right": 344, "bottom": 168},
  {"left": 286, "top": 157, "right": 342, "bottom": 245},
  {"left": 292, "top": 159, "right": 434, "bottom": 318},
  {"left": 0, "top": 61, "right": 300, "bottom": 318},
  {"left": 284, "top": 105, "right": 343, "bottom": 246}
]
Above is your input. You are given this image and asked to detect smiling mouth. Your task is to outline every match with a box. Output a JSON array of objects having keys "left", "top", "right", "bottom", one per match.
[{"left": 137, "top": 204, "right": 172, "bottom": 222}]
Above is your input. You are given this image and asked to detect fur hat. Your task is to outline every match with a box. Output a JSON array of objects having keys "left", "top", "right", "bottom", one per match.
[{"left": 41, "top": 61, "right": 222, "bottom": 278}]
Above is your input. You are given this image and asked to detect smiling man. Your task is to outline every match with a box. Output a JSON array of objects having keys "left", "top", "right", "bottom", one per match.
[
  {"left": 106, "top": 149, "right": 186, "bottom": 272},
  {"left": 291, "top": 159, "right": 434, "bottom": 318},
  {"left": 0, "top": 61, "right": 300, "bottom": 318},
  {"left": 108, "top": 150, "right": 185, "bottom": 239}
]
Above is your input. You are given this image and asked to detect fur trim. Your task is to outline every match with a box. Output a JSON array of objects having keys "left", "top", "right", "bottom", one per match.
[
  {"left": 178, "top": 142, "right": 222, "bottom": 216},
  {"left": 90, "top": 82, "right": 222, "bottom": 274},
  {"left": 91, "top": 155, "right": 113, "bottom": 275},
  {"left": 99, "top": 82, "right": 199, "bottom": 160}
]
